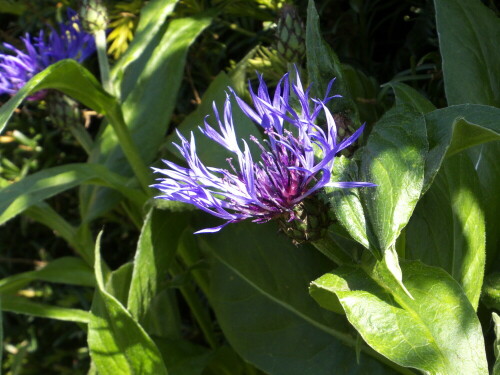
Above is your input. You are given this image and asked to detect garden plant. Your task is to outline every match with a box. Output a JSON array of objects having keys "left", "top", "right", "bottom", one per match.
[{"left": 0, "top": 0, "right": 499, "bottom": 374}]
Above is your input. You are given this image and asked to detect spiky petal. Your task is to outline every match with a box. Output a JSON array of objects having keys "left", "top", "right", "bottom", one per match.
[{"left": 152, "top": 70, "right": 375, "bottom": 233}]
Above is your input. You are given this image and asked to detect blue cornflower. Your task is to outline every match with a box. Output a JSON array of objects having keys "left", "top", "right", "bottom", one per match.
[
  {"left": 0, "top": 9, "right": 95, "bottom": 99},
  {"left": 152, "top": 71, "right": 375, "bottom": 234}
]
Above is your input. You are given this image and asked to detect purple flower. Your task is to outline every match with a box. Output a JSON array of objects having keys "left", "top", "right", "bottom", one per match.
[
  {"left": 0, "top": 9, "right": 95, "bottom": 99},
  {"left": 152, "top": 71, "right": 375, "bottom": 234}
]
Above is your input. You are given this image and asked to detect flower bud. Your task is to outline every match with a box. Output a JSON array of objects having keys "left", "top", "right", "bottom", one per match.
[
  {"left": 278, "top": 197, "right": 332, "bottom": 244},
  {"left": 275, "top": 5, "right": 306, "bottom": 63},
  {"left": 79, "top": 0, "right": 108, "bottom": 33}
]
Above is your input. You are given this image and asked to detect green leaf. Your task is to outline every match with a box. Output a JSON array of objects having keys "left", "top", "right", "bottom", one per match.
[
  {"left": 88, "top": 232, "right": 168, "bottom": 375},
  {"left": 127, "top": 209, "right": 188, "bottom": 323},
  {"left": 467, "top": 142, "right": 500, "bottom": 270},
  {"left": 360, "top": 105, "right": 428, "bottom": 253},
  {"left": 0, "top": 60, "right": 114, "bottom": 135},
  {"left": 387, "top": 82, "right": 436, "bottom": 114},
  {"left": 306, "top": 0, "right": 359, "bottom": 125},
  {"left": 422, "top": 104, "right": 500, "bottom": 191},
  {"left": 342, "top": 64, "right": 382, "bottom": 124},
  {"left": 406, "top": 153, "right": 486, "bottom": 308},
  {"left": 83, "top": 14, "right": 212, "bottom": 220},
  {"left": 119, "top": 14, "right": 213, "bottom": 166},
  {"left": 310, "top": 261, "right": 488, "bottom": 374},
  {"left": 0, "top": 257, "right": 95, "bottom": 295},
  {"left": 2, "top": 296, "right": 91, "bottom": 323},
  {"left": 0, "top": 163, "right": 146, "bottom": 226},
  {"left": 326, "top": 156, "right": 371, "bottom": 249},
  {"left": 154, "top": 338, "right": 212, "bottom": 375},
  {"left": 105, "top": 262, "right": 134, "bottom": 306},
  {"left": 164, "top": 71, "right": 258, "bottom": 168},
  {"left": 493, "top": 313, "right": 500, "bottom": 375},
  {"left": 482, "top": 273, "right": 500, "bottom": 311},
  {"left": 434, "top": 0, "right": 500, "bottom": 107},
  {"left": 111, "top": 0, "right": 179, "bottom": 94},
  {"left": 203, "top": 222, "right": 407, "bottom": 375}
]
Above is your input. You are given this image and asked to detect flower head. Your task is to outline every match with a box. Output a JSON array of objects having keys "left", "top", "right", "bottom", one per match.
[
  {"left": 152, "top": 70, "right": 375, "bottom": 234},
  {"left": 0, "top": 9, "right": 95, "bottom": 99}
]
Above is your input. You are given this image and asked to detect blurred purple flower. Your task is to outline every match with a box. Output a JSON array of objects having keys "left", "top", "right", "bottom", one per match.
[
  {"left": 0, "top": 9, "right": 95, "bottom": 99},
  {"left": 152, "top": 70, "right": 375, "bottom": 233}
]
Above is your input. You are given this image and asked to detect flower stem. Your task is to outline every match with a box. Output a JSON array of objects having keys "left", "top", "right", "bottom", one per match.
[
  {"left": 94, "top": 29, "right": 112, "bottom": 94},
  {"left": 312, "top": 231, "right": 355, "bottom": 265},
  {"left": 67, "top": 119, "right": 93, "bottom": 155},
  {"left": 170, "top": 260, "right": 217, "bottom": 349},
  {"left": 106, "top": 106, "right": 151, "bottom": 192}
]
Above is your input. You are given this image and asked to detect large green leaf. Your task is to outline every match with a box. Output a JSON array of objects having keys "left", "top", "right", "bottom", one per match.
[
  {"left": 434, "top": 0, "right": 500, "bottom": 107},
  {"left": 467, "top": 142, "right": 500, "bottom": 270},
  {"left": 327, "top": 106, "right": 428, "bottom": 255},
  {"left": 0, "top": 257, "right": 95, "bottom": 295},
  {"left": 2, "top": 296, "right": 91, "bottom": 323},
  {"left": 164, "top": 71, "right": 258, "bottom": 168},
  {"left": 434, "top": 0, "right": 500, "bottom": 273},
  {"left": 111, "top": 0, "right": 179, "bottom": 95},
  {"left": 105, "top": 14, "right": 213, "bottom": 169},
  {"left": 421, "top": 105, "right": 500, "bottom": 191},
  {"left": 306, "top": 0, "right": 359, "bottom": 125},
  {"left": 360, "top": 105, "right": 428, "bottom": 253},
  {"left": 310, "top": 261, "right": 488, "bottom": 374},
  {"left": 406, "top": 153, "right": 485, "bottom": 308},
  {"left": 82, "top": 15, "right": 212, "bottom": 221},
  {"left": 88, "top": 232, "right": 168, "bottom": 375},
  {"left": 202, "top": 222, "right": 409, "bottom": 375},
  {"left": 127, "top": 209, "right": 188, "bottom": 324},
  {"left": 0, "top": 163, "right": 146, "bottom": 226}
]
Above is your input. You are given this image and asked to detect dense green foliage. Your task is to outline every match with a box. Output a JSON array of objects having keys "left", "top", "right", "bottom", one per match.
[{"left": 0, "top": 0, "right": 499, "bottom": 374}]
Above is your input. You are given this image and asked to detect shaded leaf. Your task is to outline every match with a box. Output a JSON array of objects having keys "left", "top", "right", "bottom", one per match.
[
  {"left": 155, "top": 338, "right": 212, "bottom": 375},
  {"left": 467, "top": 142, "right": 500, "bottom": 270},
  {"left": 360, "top": 105, "right": 428, "bottom": 253},
  {"left": 423, "top": 105, "right": 500, "bottom": 191},
  {"left": 105, "top": 262, "right": 134, "bottom": 306},
  {"left": 434, "top": 0, "right": 500, "bottom": 107},
  {"left": 406, "top": 153, "right": 485, "bottom": 308},
  {"left": 3, "top": 296, "right": 91, "bottom": 323},
  {"left": 388, "top": 82, "right": 436, "bottom": 114},
  {"left": 306, "top": 0, "right": 359, "bottom": 125},
  {"left": 0, "top": 257, "right": 95, "bottom": 295},
  {"left": 203, "top": 222, "right": 406, "bottom": 375},
  {"left": 127, "top": 209, "right": 188, "bottom": 323},
  {"left": 88, "top": 232, "right": 168, "bottom": 375},
  {"left": 0, "top": 163, "right": 146, "bottom": 226}
]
